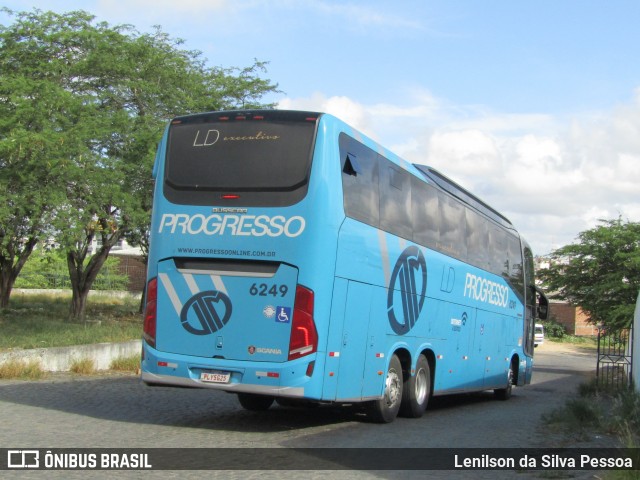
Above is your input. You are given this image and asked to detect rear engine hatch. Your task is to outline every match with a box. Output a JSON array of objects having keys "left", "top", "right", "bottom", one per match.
[{"left": 155, "top": 258, "right": 298, "bottom": 362}]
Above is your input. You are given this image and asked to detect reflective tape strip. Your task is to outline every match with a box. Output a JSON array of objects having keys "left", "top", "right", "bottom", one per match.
[
  {"left": 210, "top": 275, "right": 228, "bottom": 295},
  {"left": 158, "top": 273, "right": 182, "bottom": 315},
  {"left": 378, "top": 230, "right": 390, "bottom": 287},
  {"left": 183, "top": 273, "right": 199, "bottom": 294}
]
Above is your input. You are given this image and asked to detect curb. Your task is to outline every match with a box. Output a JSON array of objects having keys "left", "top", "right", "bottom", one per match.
[{"left": 0, "top": 340, "right": 141, "bottom": 372}]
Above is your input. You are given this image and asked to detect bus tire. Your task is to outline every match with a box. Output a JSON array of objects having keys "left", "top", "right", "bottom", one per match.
[
  {"left": 368, "top": 354, "right": 403, "bottom": 423},
  {"left": 400, "top": 354, "right": 430, "bottom": 418},
  {"left": 237, "top": 393, "right": 274, "bottom": 411},
  {"left": 494, "top": 361, "right": 514, "bottom": 400}
]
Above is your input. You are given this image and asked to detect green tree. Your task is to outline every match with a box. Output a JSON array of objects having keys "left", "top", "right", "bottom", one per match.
[
  {"left": 0, "top": 8, "right": 279, "bottom": 319},
  {"left": 0, "top": 9, "right": 91, "bottom": 308},
  {"left": 538, "top": 218, "right": 640, "bottom": 331}
]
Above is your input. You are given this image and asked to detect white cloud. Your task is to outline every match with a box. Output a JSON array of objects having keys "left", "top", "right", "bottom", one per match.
[
  {"left": 93, "top": 0, "right": 235, "bottom": 28},
  {"left": 97, "top": 0, "right": 229, "bottom": 14},
  {"left": 279, "top": 93, "right": 374, "bottom": 137},
  {"left": 278, "top": 89, "right": 443, "bottom": 145},
  {"left": 311, "top": 1, "right": 423, "bottom": 31},
  {"left": 448, "top": 113, "right": 559, "bottom": 136},
  {"left": 91, "top": 0, "right": 423, "bottom": 35},
  {"left": 280, "top": 87, "right": 640, "bottom": 255}
]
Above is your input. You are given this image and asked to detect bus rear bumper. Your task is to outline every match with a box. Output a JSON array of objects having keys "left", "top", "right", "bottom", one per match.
[
  {"left": 141, "top": 342, "right": 313, "bottom": 398},
  {"left": 141, "top": 370, "right": 305, "bottom": 397}
]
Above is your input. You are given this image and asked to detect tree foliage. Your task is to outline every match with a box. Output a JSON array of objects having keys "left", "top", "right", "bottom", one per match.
[
  {"left": 15, "top": 250, "right": 127, "bottom": 290},
  {"left": 0, "top": 9, "right": 88, "bottom": 307},
  {"left": 538, "top": 218, "right": 640, "bottom": 331},
  {"left": 0, "top": 8, "right": 279, "bottom": 319}
]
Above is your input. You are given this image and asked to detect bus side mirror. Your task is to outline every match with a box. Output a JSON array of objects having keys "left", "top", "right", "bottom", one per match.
[
  {"left": 538, "top": 303, "right": 548, "bottom": 321},
  {"left": 531, "top": 285, "right": 549, "bottom": 321}
]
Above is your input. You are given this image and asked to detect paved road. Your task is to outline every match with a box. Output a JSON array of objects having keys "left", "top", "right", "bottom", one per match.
[{"left": 0, "top": 341, "right": 604, "bottom": 479}]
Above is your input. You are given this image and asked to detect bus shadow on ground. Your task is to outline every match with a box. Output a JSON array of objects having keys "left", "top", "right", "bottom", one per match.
[
  {"left": 0, "top": 376, "right": 361, "bottom": 433},
  {"left": 0, "top": 374, "right": 461, "bottom": 432},
  {"left": 0, "top": 370, "right": 578, "bottom": 435},
  {"left": 427, "top": 391, "right": 497, "bottom": 410}
]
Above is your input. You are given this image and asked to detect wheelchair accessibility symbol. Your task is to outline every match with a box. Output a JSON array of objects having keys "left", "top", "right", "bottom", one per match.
[{"left": 276, "top": 306, "right": 291, "bottom": 323}]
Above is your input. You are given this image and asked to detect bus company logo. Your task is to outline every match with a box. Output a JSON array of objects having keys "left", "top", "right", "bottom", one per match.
[
  {"left": 212, "top": 207, "right": 248, "bottom": 214},
  {"left": 387, "top": 246, "right": 427, "bottom": 335},
  {"left": 180, "top": 290, "right": 232, "bottom": 335},
  {"left": 451, "top": 312, "right": 468, "bottom": 332},
  {"left": 263, "top": 305, "right": 276, "bottom": 319},
  {"left": 248, "top": 345, "right": 282, "bottom": 355}
]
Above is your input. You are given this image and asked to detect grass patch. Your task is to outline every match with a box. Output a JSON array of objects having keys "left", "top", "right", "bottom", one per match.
[
  {"left": 548, "top": 335, "right": 598, "bottom": 349},
  {"left": 70, "top": 357, "right": 96, "bottom": 375},
  {"left": 542, "top": 397, "right": 602, "bottom": 440},
  {"left": 543, "top": 378, "right": 640, "bottom": 445},
  {"left": 0, "top": 359, "right": 47, "bottom": 380},
  {"left": 0, "top": 292, "right": 142, "bottom": 350},
  {"left": 110, "top": 354, "right": 140, "bottom": 372}
]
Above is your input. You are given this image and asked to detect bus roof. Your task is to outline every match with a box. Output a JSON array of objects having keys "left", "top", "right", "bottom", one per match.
[
  {"left": 413, "top": 164, "right": 514, "bottom": 231},
  {"left": 166, "top": 109, "right": 516, "bottom": 233}
]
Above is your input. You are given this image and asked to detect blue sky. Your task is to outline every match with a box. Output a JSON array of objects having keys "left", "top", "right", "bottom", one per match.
[{"left": 2, "top": 0, "right": 640, "bottom": 255}]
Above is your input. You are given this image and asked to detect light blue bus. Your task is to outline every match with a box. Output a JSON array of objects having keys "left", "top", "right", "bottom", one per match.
[{"left": 141, "top": 110, "right": 548, "bottom": 423}]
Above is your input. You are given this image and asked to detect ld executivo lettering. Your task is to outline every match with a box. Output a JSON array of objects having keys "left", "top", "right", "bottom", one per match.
[
  {"left": 463, "top": 272, "right": 509, "bottom": 308},
  {"left": 158, "top": 213, "right": 306, "bottom": 238}
]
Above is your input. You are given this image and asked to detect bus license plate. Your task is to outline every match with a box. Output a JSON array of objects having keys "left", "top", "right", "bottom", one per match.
[{"left": 200, "top": 371, "right": 230, "bottom": 384}]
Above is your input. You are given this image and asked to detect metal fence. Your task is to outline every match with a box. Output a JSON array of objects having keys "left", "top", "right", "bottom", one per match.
[{"left": 596, "top": 326, "right": 634, "bottom": 389}]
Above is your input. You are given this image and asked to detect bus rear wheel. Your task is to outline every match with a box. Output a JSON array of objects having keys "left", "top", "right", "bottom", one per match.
[
  {"left": 400, "top": 354, "right": 430, "bottom": 418},
  {"left": 494, "top": 361, "right": 514, "bottom": 400},
  {"left": 237, "top": 393, "right": 274, "bottom": 411},
  {"left": 368, "top": 354, "right": 403, "bottom": 423}
]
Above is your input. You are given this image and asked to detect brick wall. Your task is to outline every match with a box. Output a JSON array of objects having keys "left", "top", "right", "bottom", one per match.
[
  {"left": 549, "top": 302, "right": 597, "bottom": 336},
  {"left": 113, "top": 255, "right": 146, "bottom": 293},
  {"left": 573, "top": 308, "right": 598, "bottom": 336}
]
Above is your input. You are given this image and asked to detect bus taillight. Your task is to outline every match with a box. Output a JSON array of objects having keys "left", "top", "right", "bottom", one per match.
[
  {"left": 288, "top": 285, "right": 318, "bottom": 361},
  {"left": 143, "top": 278, "right": 158, "bottom": 349}
]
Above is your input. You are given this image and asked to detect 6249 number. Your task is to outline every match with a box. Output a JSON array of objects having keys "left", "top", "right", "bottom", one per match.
[{"left": 249, "top": 283, "right": 288, "bottom": 298}]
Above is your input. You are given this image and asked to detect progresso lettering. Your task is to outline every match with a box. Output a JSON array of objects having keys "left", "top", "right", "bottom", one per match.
[
  {"left": 463, "top": 272, "right": 509, "bottom": 308},
  {"left": 158, "top": 213, "right": 306, "bottom": 238}
]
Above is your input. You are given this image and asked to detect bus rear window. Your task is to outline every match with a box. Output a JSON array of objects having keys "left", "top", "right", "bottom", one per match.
[{"left": 164, "top": 111, "right": 319, "bottom": 206}]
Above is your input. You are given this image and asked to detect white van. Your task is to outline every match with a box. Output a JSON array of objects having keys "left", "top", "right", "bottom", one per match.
[{"left": 534, "top": 323, "right": 545, "bottom": 346}]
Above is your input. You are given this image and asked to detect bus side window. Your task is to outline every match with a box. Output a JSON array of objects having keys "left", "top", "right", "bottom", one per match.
[
  {"left": 488, "top": 226, "right": 508, "bottom": 278},
  {"left": 379, "top": 162, "right": 412, "bottom": 240},
  {"left": 465, "top": 207, "right": 489, "bottom": 271},
  {"left": 508, "top": 235, "right": 524, "bottom": 297},
  {"left": 412, "top": 178, "right": 439, "bottom": 249},
  {"left": 523, "top": 244, "right": 536, "bottom": 355},
  {"left": 340, "top": 134, "right": 379, "bottom": 227},
  {"left": 438, "top": 192, "right": 467, "bottom": 261}
]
